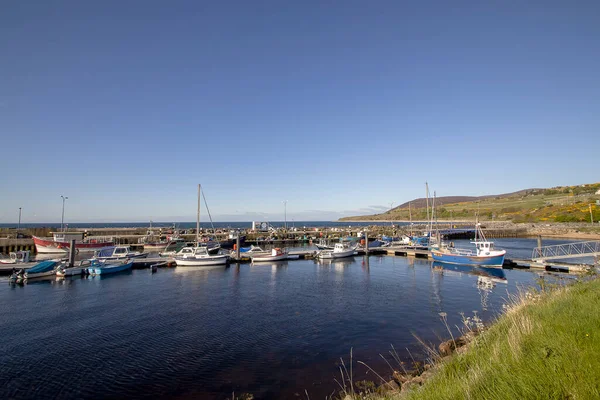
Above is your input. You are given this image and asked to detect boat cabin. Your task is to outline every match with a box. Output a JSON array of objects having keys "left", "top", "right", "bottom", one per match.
[
  {"left": 178, "top": 247, "right": 211, "bottom": 258},
  {"left": 474, "top": 241, "right": 495, "bottom": 255},
  {"left": 94, "top": 246, "right": 138, "bottom": 259}
]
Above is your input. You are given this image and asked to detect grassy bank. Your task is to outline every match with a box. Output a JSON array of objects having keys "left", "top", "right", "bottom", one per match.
[{"left": 395, "top": 277, "right": 600, "bottom": 399}]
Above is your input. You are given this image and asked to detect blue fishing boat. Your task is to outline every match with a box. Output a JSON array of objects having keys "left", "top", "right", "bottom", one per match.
[
  {"left": 88, "top": 260, "right": 133, "bottom": 276},
  {"left": 431, "top": 224, "right": 506, "bottom": 267},
  {"left": 432, "top": 262, "right": 507, "bottom": 282}
]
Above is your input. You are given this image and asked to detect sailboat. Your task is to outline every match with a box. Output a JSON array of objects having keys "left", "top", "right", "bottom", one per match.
[{"left": 174, "top": 184, "right": 229, "bottom": 267}]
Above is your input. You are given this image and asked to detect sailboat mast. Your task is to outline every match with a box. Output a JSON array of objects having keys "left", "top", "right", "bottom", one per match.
[
  {"left": 409, "top": 202, "right": 412, "bottom": 236},
  {"left": 425, "top": 182, "right": 430, "bottom": 224},
  {"left": 196, "top": 184, "right": 201, "bottom": 245}
]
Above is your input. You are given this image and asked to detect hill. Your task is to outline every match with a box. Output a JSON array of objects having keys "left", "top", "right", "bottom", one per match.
[{"left": 339, "top": 183, "right": 600, "bottom": 223}]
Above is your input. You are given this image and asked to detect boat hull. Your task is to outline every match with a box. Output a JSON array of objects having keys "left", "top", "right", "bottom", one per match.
[
  {"left": 142, "top": 243, "right": 170, "bottom": 251},
  {"left": 431, "top": 251, "right": 505, "bottom": 267},
  {"left": 56, "top": 267, "right": 86, "bottom": 277},
  {"left": 251, "top": 254, "right": 288, "bottom": 262},
  {"left": 175, "top": 256, "right": 228, "bottom": 266},
  {"left": 33, "top": 236, "right": 113, "bottom": 253},
  {"left": 95, "top": 253, "right": 148, "bottom": 261},
  {"left": 318, "top": 249, "right": 357, "bottom": 259},
  {"left": 89, "top": 262, "right": 133, "bottom": 275},
  {"left": 25, "top": 270, "right": 57, "bottom": 279}
]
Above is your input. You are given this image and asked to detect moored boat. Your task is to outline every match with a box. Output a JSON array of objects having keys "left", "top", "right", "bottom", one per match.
[
  {"left": 33, "top": 232, "right": 113, "bottom": 254},
  {"left": 174, "top": 246, "right": 229, "bottom": 266},
  {"left": 56, "top": 259, "right": 95, "bottom": 277},
  {"left": 23, "top": 260, "right": 62, "bottom": 280},
  {"left": 88, "top": 259, "right": 134, "bottom": 276},
  {"left": 251, "top": 248, "right": 288, "bottom": 262},
  {"left": 92, "top": 246, "right": 148, "bottom": 261},
  {"left": 0, "top": 250, "right": 31, "bottom": 264},
  {"left": 430, "top": 224, "right": 506, "bottom": 267},
  {"left": 317, "top": 243, "right": 357, "bottom": 259}
]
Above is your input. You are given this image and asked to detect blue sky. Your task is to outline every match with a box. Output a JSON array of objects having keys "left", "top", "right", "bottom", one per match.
[{"left": 1, "top": 1, "right": 598, "bottom": 223}]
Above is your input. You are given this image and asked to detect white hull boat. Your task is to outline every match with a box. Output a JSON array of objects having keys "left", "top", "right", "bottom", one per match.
[
  {"left": 317, "top": 243, "right": 357, "bottom": 259},
  {"left": 174, "top": 246, "right": 229, "bottom": 267},
  {"left": 251, "top": 248, "right": 288, "bottom": 262},
  {"left": 175, "top": 256, "right": 229, "bottom": 266}
]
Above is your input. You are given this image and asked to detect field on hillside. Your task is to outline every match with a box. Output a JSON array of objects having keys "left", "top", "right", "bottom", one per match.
[{"left": 340, "top": 183, "right": 600, "bottom": 223}]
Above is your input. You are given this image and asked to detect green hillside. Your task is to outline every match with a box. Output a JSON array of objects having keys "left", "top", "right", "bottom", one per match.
[{"left": 340, "top": 183, "right": 600, "bottom": 223}]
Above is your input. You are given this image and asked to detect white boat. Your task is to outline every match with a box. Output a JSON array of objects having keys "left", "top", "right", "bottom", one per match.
[
  {"left": 92, "top": 246, "right": 148, "bottom": 261},
  {"left": 317, "top": 243, "right": 357, "bottom": 259},
  {"left": 174, "top": 184, "right": 229, "bottom": 267},
  {"left": 238, "top": 245, "right": 267, "bottom": 254},
  {"left": 56, "top": 259, "right": 95, "bottom": 277},
  {"left": 251, "top": 248, "right": 288, "bottom": 262},
  {"left": 0, "top": 250, "right": 31, "bottom": 264},
  {"left": 174, "top": 246, "right": 229, "bottom": 266}
]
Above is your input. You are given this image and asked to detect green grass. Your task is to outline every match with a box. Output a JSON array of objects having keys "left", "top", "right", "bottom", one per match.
[{"left": 398, "top": 278, "right": 600, "bottom": 399}]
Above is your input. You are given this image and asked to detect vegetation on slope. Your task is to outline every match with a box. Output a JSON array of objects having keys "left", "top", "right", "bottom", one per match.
[
  {"left": 340, "top": 183, "right": 600, "bottom": 223},
  {"left": 398, "top": 276, "right": 600, "bottom": 399}
]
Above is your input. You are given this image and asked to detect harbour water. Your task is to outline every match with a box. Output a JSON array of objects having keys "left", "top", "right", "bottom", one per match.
[{"left": 0, "top": 239, "right": 578, "bottom": 399}]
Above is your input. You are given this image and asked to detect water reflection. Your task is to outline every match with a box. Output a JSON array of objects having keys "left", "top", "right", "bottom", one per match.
[
  {"left": 431, "top": 262, "right": 508, "bottom": 311},
  {"left": 172, "top": 265, "right": 227, "bottom": 274}
]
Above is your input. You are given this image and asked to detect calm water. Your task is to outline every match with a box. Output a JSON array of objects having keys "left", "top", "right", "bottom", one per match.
[{"left": 0, "top": 239, "right": 573, "bottom": 399}]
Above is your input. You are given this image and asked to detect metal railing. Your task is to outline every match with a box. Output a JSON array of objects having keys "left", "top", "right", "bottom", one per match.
[{"left": 532, "top": 241, "right": 600, "bottom": 261}]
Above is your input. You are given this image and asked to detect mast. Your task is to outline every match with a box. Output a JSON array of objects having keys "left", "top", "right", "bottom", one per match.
[
  {"left": 425, "top": 182, "right": 430, "bottom": 223},
  {"left": 196, "top": 184, "right": 201, "bottom": 245},
  {"left": 409, "top": 202, "right": 412, "bottom": 236}
]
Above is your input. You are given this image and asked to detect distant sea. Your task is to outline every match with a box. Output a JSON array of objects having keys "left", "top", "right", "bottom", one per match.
[{"left": 0, "top": 221, "right": 412, "bottom": 229}]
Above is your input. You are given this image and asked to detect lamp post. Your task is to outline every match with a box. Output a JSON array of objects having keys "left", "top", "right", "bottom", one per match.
[
  {"left": 283, "top": 200, "right": 288, "bottom": 230},
  {"left": 61, "top": 195, "right": 68, "bottom": 232},
  {"left": 18, "top": 207, "right": 22, "bottom": 235},
  {"left": 389, "top": 202, "right": 394, "bottom": 227}
]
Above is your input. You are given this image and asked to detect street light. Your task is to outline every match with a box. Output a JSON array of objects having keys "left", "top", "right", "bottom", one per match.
[
  {"left": 389, "top": 202, "right": 394, "bottom": 227},
  {"left": 61, "top": 195, "right": 68, "bottom": 232},
  {"left": 283, "top": 200, "right": 288, "bottom": 230},
  {"left": 18, "top": 207, "right": 22, "bottom": 235}
]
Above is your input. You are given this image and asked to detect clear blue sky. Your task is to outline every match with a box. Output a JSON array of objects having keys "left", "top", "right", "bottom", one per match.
[{"left": 1, "top": 1, "right": 598, "bottom": 223}]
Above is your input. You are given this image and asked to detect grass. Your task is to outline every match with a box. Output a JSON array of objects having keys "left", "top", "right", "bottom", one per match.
[{"left": 396, "top": 276, "right": 600, "bottom": 399}]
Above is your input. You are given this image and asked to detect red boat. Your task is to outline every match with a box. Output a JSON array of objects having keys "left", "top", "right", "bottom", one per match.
[{"left": 33, "top": 232, "right": 113, "bottom": 253}]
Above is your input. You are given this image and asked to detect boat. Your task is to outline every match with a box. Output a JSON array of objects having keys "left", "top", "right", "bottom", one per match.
[
  {"left": 92, "top": 246, "right": 148, "bottom": 261},
  {"left": 220, "top": 231, "right": 247, "bottom": 249},
  {"left": 174, "top": 246, "right": 229, "bottom": 266},
  {"left": 56, "top": 259, "right": 96, "bottom": 277},
  {"left": 159, "top": 241, "right": 196, "bottom": 257},
  {"left": 431, "top": 224, "right": 506, "bottom": 267},
  {"left": 138, "top": 222, "right": 181, "bottom": 251},
  {"left": 198, "top": 239, "right": 221, "bottom": 254},
  {"left": 88, "top": 259, "right": 134, "bottom": 276},
  {"left": 316, "top": 243, "right": 357, "bottom": 259},
  {"left": 431, "top": 261, "right": 507, "bottom": 283},
  {"left": 174, "top": 184, "right": 230, "bottom": 267},
  {"left": 0, "top": 250, "right": 31, "bottom": 264},
  {"left": 314, "top": 239, "right": 334, "bottom": 250},
  {"left": 239, "top": 245, "right": 267, "bottom": 254},
  {"left": 251, "top": 248, "right": 288, "bottom": 262},
  {"left": 24, "top": 260, "right": 62, "bottom": 279},
  {"left": 33, "top": 232, "right": 113, "bottom": 253}
]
